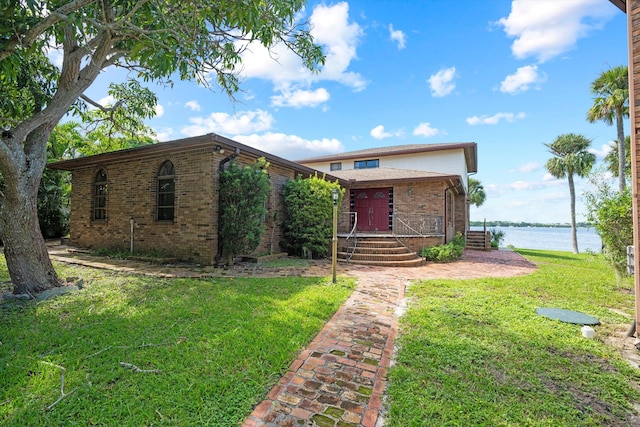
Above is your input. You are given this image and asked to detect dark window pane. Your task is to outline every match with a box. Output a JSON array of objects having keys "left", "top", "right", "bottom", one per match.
[
  {"left": 158, "top": 207, "right": 174, "bottom": 221},
  {"left": 93, "top": 169, "right": 108, "bottom": 220},
  {"left": 157, "top": 161, "right": 175, "bottom": 221}
]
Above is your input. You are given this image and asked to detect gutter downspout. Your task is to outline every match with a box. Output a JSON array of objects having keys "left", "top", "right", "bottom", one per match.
[{"left": 214, "top": 147, "right": 240, "bottom": 265}]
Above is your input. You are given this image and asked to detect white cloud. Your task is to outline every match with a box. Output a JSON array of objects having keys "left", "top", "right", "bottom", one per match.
[
  {"left": 511, "top": 162, "right": 540, "bottom": 173},
  {"left": 370, "top": 125, "right": 393, "bottom": 140},
  {"left": 543, "top": 172, "right": 561, "bottom": 182},
  {"left": 185, "top": 100, "right": 201, "bottom": 111},
  {"left": 466, "top": 112, "right": 526, "bottom": 125},
  {"left": 510, "top": 180, "right": 538, "bottom": 191},
  {"left": 181, "top": 109, "right": 274, "bottom": 136},
  {"left": 235, "top": 1, "right": 366, "bottom": 102},
  {"left": 389, "top": 24, "right": 406, "bottom": 49},
  {"left": 46, "top": 45, "right": 64, "bottom": 69},
  {"left": 233, "top": 132, "right": 344, "bottom": 160},
  {"left": 428, "top": 67, "right": 457, "bottom": 97},
  {"left": 589, "top": 142, "right": 614, "bottom": 158},
  {"left": 155, "top": 128, "right": 174, "bottom": 142},
  {"left": 500, "top": 65, "right": 546, "bottom": 94},
  {"left": 271, "top": 87, "right": 330, "bottom": 108},
  {"left": 497, "top": 0, "right": 616, "bottom": 62},
  {"left": 98, "top": 95, "right": 115, "bottom": 107},
  {"left": 154, "top": 104, "right": 165, "bottom": 117},
  {"left": 369, "top": 125, "right": 404, "bottom": 140},
  {"left": 412, "top": 122, "right": 440, "bottom": 138}
]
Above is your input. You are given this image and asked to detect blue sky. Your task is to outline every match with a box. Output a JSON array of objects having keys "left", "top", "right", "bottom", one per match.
[{"left": 83, "top": 0, "right": 629, "bottom": 224}]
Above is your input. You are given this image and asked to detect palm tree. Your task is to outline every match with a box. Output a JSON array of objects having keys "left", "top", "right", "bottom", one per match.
[
  {"left": 467, "top": 177, "right": 486, "bottom": 228},
  {"left": 587, "top": 65, "right": 629, "bottom": 192},
  {"left": 545, "top": 133, "right": 596, "bottom": 254},
  {"left": 468, "top": 178, "right": 486, "bottom": 207},
  {"left": 604, "top": 135, "right": 631, "bottom": 178}
]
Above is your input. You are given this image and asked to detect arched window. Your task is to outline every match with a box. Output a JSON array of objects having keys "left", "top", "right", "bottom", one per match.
[
  {"left": 93, "top": 169, "right": 108, "bottom": 220},
  {"left": 157, "top": 161, "right": 175, "bottom": 221}
]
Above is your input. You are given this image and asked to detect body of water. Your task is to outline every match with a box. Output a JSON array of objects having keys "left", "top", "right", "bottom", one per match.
[{"left": 470, "top": 226, "right": 602, "bottom": 253}]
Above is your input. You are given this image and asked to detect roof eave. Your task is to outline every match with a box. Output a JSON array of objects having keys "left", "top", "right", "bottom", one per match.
[
  {"left": 297, "top": 142, "right": 477, "bottom": 164},
  {"left": 610, "top": 0, "right": 625, "bottom": 12},
  {"left": 47, "top": 132, "right": 347, "bottom": 185},
  {"left": 346, "top": 174, "right": 463, "bottom": 187}
]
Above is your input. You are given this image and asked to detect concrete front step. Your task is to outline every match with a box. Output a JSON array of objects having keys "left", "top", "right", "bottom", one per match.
[
  {"left": 355, "top": 240, "right": 406, "bottom": 248},
  {"left": 338, "top": 236, "right": 425, "bottom": 267},
  {"left": 344, "top": 251, "right": 421, "bottom": 262},
  {"left": 343, "top": 246, "right": 410, "bottom": 255},
  {"left": 338, "top": 256, "right": 426, "bottom": 267}
]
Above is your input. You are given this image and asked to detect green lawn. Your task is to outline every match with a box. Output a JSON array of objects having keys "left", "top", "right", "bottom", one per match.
[
  {"left": 386, "top": 249, "right": 640, "bottom": 426},
  {"left": 0, "top": 259, "right": 355, "bottom": 426}
]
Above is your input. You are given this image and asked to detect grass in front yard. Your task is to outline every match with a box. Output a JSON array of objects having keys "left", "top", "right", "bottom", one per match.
[
  {"left": 0, "top": 261, "right": 355, "bottom": 426},
  {"left": 386, "top": 250, "right": 640, "bottom": 427}
]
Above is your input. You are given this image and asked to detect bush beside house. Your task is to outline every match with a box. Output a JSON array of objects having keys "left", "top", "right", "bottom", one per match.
[
  {"left": 420, "top": 233, "right": 465, "bottom": 262},
  {"left": 281, "top": 174, "right": 343, "bottom": 259}
]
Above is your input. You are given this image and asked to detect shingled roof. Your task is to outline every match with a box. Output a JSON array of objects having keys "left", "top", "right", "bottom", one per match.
[
  {"left": 329, "top": 167, "right": 464, "bottom": 193},
  {"left": 48, "top": 133, "right": 343, "bottom": 183}
]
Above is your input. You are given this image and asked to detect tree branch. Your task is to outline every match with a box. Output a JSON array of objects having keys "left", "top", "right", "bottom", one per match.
[
  {"left": 79, "top": 94, "right": 124, "bottom": 112},
  {"left": 0, "top": 0, "right": 97, "bottom": 63},
  {"left": 119, "top": 362, "right": 162, "bottom": 374},
  {"left": 39, "top": 361, "right": 79, "bottom": 412}
]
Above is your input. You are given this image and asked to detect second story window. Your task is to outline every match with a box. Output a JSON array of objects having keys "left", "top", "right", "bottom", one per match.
[
  {"left": 354, "top": 159, "right": 379, "bottom": 169},
  {"left": 157, "top": 160, "right": 175, "bottom": 221},
  {"left": 93, "top": 169, "right": 107, "bottom": 220},
  {"left": 330, "top": 162, "right": 342, "bottom": 171}
]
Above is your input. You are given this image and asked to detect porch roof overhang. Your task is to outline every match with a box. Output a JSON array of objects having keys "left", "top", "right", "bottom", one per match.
[
  {"left": 48, "top": 132, "right": 347, "bottom": 185},
  {"left": 330, "top": 167, "right": 465, "bottom": 194},
  {"left": 610, "top": 0, "right": 625, "bottom": 12}
]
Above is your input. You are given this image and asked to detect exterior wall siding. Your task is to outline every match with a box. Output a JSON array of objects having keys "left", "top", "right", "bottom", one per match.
[
  {"left": 68, "top": 148, "right": 296, "bottom": 265},
  {"left": 304, "top": 149, "right": 469, "bottom": 191},
  {"left": 340, "top": 181, "right": 448, "bottom": 252},
  {"left": 69, "top": 147, "right": 217, "bottom": 263}
]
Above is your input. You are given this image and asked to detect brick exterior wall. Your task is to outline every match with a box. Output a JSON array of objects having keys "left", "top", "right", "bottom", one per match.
[
  {"left": 68, "top": 147, "right": 297, "bottom": 265},
  {"left": 338, "top": 180, "right": 462, "bottom": 253}
]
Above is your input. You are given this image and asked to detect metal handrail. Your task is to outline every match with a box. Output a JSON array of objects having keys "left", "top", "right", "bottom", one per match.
[
  {"left": 345, "top": 212, "right": 357, "bottom": 261},
  {"left": 392, "top": 213, "right": 443, "bottom": 236},
  {"left": 392, "top": 213, "right": 443, "bottom": 251}
]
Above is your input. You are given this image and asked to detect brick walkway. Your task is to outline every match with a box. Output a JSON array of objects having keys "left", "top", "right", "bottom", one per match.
[
  {"left": 243, "top": 270, "right": 404, "bottom": 427},
  {"left": 47, "top": 245, "right": 536, "bottom": 427}
]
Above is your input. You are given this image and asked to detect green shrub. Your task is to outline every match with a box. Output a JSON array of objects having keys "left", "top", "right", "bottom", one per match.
[
  {"left": 585, "top": 183, "right": 632, "bottom": 278},
  {"left": 489, "top": 228, "right": 505, "bottom": 248},
  {"left": 420, "top": 233, "right": 465, "bottom": 262},
  {"left": 281, "top": 174, "right": 342, "bottom": 258},
  {"left": 219, "top": 158, "right": 271, "bottom": 265}
]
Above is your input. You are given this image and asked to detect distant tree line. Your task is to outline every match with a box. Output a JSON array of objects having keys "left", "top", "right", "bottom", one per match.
[{"left": 469, "top": 221, "right": 594, "bottom": 229}]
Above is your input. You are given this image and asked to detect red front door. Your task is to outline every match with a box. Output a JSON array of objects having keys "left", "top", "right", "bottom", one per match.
[{"left": 354, "top": 188, "right": 390, "bottom": 231}]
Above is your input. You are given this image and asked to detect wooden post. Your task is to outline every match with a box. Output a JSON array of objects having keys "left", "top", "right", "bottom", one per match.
[
  {"left": 627, "top": 0, "right": 640, "bottom": 336},
  {"left": 332, "top": 189, "right": 339, "bottom": 284}
]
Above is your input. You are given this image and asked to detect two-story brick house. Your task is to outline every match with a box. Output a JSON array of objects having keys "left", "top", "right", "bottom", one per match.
[
  {"left": 49, "top": 135, "right": 477, "bottom": 265},
  {"left": 297, "top": 143, "right": 478, "bottom": 253}
]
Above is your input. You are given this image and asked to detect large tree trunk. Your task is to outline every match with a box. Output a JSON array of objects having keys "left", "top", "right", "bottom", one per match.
[
  {"left": 568, "top": 173, "right": 579, "bottom": 254},
  {"left": 1, "top": 196, "right": 60, "bottom": 295},
  {"left": 616, "top": 106, "right": 626, "bottom": 193},
  {"left": 0, "top": 126, "right": 61, "bottom": 295}
]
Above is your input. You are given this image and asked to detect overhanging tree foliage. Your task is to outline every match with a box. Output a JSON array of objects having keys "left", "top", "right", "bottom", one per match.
[
  {"left": 219, "top": 158, "right": 271, "bottom": 266},
  {"left": 281, "top": 174, "right": 342, "bottom": 258},
  {"left": 0, "top": 0, "right": 324, "bottom": 294}
]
